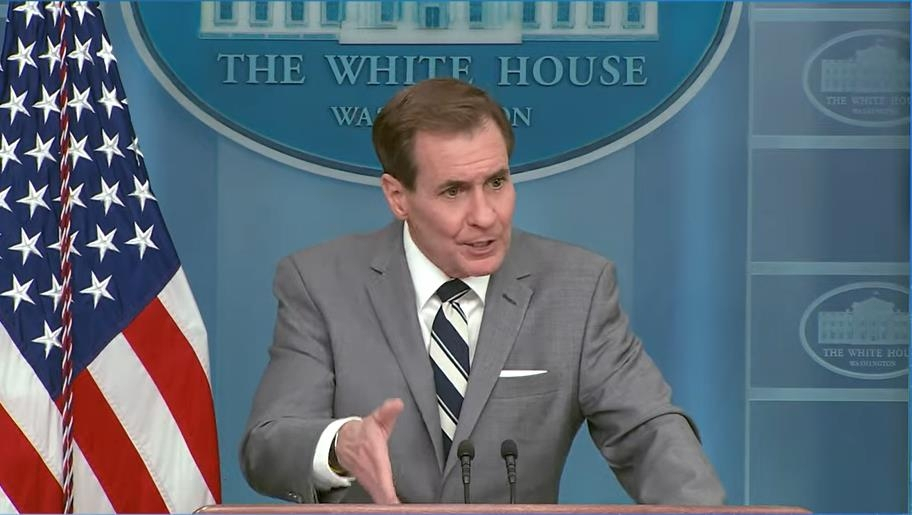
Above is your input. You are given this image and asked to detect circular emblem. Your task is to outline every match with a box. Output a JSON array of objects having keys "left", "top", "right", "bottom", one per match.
[
  {"left": 799, "top": 282, "right": 909, "bottom": 380},
  {"left": 123, "top": 2, "right": 740, "bottom": 184},
  {"left": 803, "top": 29, "right": 910, "bottom": 128}
]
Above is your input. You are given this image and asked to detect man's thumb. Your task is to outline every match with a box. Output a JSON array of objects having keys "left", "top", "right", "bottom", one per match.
[{"left": 373, "top": 398, "right": 404, "bottom": 433}]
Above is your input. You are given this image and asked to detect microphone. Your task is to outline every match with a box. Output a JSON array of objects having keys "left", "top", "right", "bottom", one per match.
[
  {"left": 500, "top": 439, "right": 518, "bottom": 504},
  {"left": 457, "top": 440, "right": 475, "bottom": 503}
]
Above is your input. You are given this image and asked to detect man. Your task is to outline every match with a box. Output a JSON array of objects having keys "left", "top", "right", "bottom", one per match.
[{"left": 240, "top": 78, "right": 724, "bottom": 505}]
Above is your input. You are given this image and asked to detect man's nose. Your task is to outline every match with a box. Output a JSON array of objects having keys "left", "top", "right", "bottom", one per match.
[{"left": 466, "top": 189, "right": 496, "bottom": 227}]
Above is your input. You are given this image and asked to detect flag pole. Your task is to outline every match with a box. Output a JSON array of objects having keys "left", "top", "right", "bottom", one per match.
[{"left": 55, "top": 2, "right": 76, "bottom": 513}]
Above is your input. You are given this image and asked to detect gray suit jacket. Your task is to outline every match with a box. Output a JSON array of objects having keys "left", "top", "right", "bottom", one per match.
[{"left": 240, "top": 221, "right": 724, "bottom": 505}]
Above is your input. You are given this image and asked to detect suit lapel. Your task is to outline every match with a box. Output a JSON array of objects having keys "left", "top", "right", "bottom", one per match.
[
  {"left": 365, "top": 223, "right": 445, "bottom": 471},
  {"left": 444, "top": 236, "right": 532, "bottom": 477}
]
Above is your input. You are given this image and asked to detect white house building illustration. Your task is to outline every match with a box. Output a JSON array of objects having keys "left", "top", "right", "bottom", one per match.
[
  {"left": 820, "top": 41, "right": 910, "bottom": 94},
  {"left": 199, "top": 1, "right": 659, "bottom": 43},
  {"left": 817, "top": 296, "right": 909, "bottom": 345}
]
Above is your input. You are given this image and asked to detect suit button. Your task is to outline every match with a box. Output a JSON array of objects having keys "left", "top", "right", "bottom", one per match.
[{"left": 286, "top": 491, "right": 303, "bottom": 503}]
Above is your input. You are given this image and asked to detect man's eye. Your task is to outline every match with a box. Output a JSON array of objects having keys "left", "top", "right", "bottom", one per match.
[
  {"left": 490, "top": 177, "right": 505, "bottom": 189},
  {"left": 443, "top": 187, "right": 459, "bottom": 197}
]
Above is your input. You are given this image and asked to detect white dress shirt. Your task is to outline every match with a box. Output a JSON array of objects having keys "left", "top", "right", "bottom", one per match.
[{"left": 311, "top": 222, "right": 489, "bottom": 490}]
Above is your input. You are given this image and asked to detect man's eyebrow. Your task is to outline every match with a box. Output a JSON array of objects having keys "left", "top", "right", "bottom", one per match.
[
  {"left": 438, "top": 179, "right": 468, "bottom": 191},
  {"left": 437, "top": 169, "right": 510, "bottom": 191},
  {"left": 488, "top": 167, "right": 510, "bottom": 179}
]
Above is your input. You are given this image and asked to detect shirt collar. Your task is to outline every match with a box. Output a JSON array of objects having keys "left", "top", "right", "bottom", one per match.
[{"left": 402, "top": 221, "right": 490, "bottom": 310}]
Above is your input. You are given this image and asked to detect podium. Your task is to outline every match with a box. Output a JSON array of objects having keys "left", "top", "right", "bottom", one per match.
[{"left": 196, "top": 505, "right": 810, "bottom": 514}]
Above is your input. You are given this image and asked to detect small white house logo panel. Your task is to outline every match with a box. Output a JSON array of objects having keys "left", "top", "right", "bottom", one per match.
[
  {"left": 800, "top": 282, "right": 909, "bottom": 380},
  {"left": 803, "top": 29, "right": 910, "bottom": 128}
]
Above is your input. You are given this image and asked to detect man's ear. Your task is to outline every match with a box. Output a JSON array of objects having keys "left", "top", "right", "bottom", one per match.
[{"left": 380, "top": 173, "right": 408, "bottom": 220}]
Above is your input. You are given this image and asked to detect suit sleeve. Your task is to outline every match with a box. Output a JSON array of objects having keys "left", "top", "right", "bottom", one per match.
[
  {"left": 239, "top": 255, "right": 350, "bottom": 503},
  {"left": 578, "top": 263, "right": 726, "bottom": 505}
]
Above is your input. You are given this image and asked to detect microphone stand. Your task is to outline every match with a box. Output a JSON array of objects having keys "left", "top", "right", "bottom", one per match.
[
  {"left": 457, "top": 440, "right": 475, "bottom": 504},
  {"left": 500, "top": 439, "right": 518, "bottom": 504}
]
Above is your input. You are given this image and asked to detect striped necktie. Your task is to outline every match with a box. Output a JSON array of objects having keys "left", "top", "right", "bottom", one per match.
[{"left": 429, "top": 279, "right": 471, "bottom": 457}]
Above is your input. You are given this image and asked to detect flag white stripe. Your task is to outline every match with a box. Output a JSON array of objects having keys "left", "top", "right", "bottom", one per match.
[
  {"left": 74, "top": 446, "right": 114, "bottom": 513},
  {"left": 0, "top": 325, "right": 62, "bottom": 484},
  {"left": 88, "top": 334, "right": 213, "bottom": 512},
  {"left": 428, "top": 341, "right": 468, "bottom": 392},
  {"left": 157, "top": 268, "right": 211, "bottom": 382},
  {"left": 0, "top": 482, "right": 17, "bottom": 514},
  {"left": 0, "top": 322, "right": 114, "bottom": 512}
]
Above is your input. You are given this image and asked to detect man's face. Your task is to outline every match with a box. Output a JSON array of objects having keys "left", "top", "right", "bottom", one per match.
[{"left": 381, "top": 121, "right": 515, "bottom": 278}]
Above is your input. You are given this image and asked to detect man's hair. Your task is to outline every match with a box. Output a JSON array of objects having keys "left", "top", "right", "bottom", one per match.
[{"left": 372, "top": 78, "right": 514, "bottom": 190}]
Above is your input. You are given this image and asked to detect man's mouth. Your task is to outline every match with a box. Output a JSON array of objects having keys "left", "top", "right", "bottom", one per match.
[{"left": 466, "top": 240, "right": 494, "bottom": 248}]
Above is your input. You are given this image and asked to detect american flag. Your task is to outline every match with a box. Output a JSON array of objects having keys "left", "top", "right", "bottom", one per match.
[{"left": 0, "top": 2, "right": 221, "bottom": 512}]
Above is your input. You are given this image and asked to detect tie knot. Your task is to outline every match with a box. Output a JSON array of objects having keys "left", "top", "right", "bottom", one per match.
[{"left": 436, "top": 279, "right": 470, "bottom": 303}]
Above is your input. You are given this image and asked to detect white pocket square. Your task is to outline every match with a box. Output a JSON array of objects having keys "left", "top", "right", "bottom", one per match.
[{"left": 499, "top": 369, "right": 547, "bottom": 378}]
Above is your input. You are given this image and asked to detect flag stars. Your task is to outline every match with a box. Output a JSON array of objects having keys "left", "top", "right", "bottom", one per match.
[
  {"left": 0, "top": 135, "right": 22, "bottom": 172},
  {"left": 96, "top": 36, "right": 117, "bottom": 72},
  {"left": 130, "top": 176, "right": 157, "bottom": 212},
  {"left": 0, "top": 187, "right": 12, "bottom": 212},
  {"left": 69, "top": 1, "right": 96, "bottom": 23},
  {"left": 41, "top": 275, "right": 63, "bottom": 312},
  {"left": 32, "top": 86, "right": 60, "bottom": 124},
  {"left": 54, "top": 183, "right": 87, "bottom": 209},
  {"left": 67, "top": 36, "right": 94, "bottom": 73},
  {"left": 2, "top": 274, "right": 35, "bottom": 312},
  {"left": 1, "top": 86, "right": 31, "bottom": 124},
  {"left": 68, "top": 134, "right": 92, "bottom": 170},
  {"left": 91, "top": 178, "right": 124, "bottom": 215},
  {"left": 44, "top": 2, "right": 63, "bottom": 24},
  {"left": 14, "top": 2, "right": 45, "bottom": 28},
  {"left": 126, "top": 223, "right": 158, "bottom": 260},
  {"left": 39, "top": 37, "right": 61, "bottom": 74},
  {"left": 127, "top": 137, "right": 144, "bottom": 165},
  {"left": 80, "top": 272, "right": 114, "bottom": 308},
  {"left": 97, "top": 85, "right": 123, "bottom": 118},
  {"left": 9, "top": 228, "right": 43, "bottom": 265},
  {"left": 95, "top": 130, "right": 124, "bottom": 166},
  {"left": 25, "top": 134, "right": 56, "bottom": 171},
  {"left": 32, "top": 321, "right": 62, "bottom": 358},
  {"left": 7, "top": 38, "right": 37, "bottom": 77},
  {"left": 49, "top": 230, "right": 82, "bottom": 257},
  {"left": 87, "top": 225, "right": 119, "bottom": 263},
  {"left": 16, "top": 181, "right": 50, "bottom": 217},
  {"left": 68, "top": 86, "right": 95, "bottom": 123}
]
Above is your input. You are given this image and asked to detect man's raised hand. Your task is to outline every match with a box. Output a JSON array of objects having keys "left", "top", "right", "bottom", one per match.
[{"left": 334, "top": 398, "right": 405, "bottom": 504}]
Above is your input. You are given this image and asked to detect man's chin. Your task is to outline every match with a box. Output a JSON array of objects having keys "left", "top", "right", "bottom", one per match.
[{"left": 458, "top": 254, "right": 505, "bottom": 278}]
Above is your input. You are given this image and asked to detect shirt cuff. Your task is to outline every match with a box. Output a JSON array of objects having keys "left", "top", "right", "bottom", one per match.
[{"left": 312, "top": 417, "right": 361, "bottom": 490}]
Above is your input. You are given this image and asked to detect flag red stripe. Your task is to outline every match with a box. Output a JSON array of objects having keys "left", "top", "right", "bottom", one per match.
[
  {"left": 72, "top": 372, "right": 168, "bottom": 512},
  {"left": 0, "top": 403, "right": 63, "bottom": 513},
  {"left": 124, "top": 297, "right": 222, "bottom": 501}
]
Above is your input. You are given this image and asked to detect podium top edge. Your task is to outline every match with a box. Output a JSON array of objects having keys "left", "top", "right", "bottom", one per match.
[{"left": 195, "top": 504, "right": 811, "bottom": 515}]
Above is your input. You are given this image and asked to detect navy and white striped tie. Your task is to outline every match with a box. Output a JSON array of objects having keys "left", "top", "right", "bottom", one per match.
[{"left": 430, "top": 279, "right": 471, "bottom": 457}]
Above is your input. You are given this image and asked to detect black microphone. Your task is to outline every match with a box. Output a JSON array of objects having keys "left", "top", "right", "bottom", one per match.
[
  {"left": 500, "top": 439, "right": 518, "bottom": 504},
  {"left": 457, "top": 440, "right": 475, "bottom": 503}
]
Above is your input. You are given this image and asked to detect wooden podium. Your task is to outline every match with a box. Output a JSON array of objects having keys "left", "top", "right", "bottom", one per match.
[{"left": 196, "top": 505, "right": 810, "bottom": 514}]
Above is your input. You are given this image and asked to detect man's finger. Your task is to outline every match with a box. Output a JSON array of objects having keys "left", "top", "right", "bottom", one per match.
[{"left": 373, "top": 456, "right": 400, "bottom": 504}]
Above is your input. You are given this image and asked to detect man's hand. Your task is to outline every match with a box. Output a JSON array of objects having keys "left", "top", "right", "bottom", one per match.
[{"left": 335, "top": 398, "right": 405, "bottom": 504}]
